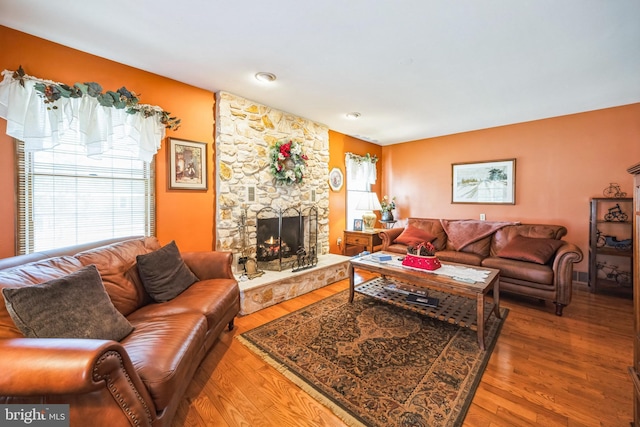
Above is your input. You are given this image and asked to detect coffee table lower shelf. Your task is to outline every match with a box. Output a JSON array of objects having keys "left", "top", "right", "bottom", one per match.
[{"left": 356, "top": 276, "right": 496, "bottom": 332}]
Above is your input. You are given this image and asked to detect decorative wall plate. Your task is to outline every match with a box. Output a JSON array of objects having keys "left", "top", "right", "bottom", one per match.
[{"left": 329, "top": 167, "right": 344, "bottom": 191}]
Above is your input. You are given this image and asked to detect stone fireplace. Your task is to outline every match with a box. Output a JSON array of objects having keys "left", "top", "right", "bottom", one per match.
[{"left": 214, "top": 92, "right": 330, "bottom": 271}]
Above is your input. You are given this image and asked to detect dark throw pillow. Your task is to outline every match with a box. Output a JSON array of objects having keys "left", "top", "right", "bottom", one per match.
[
  {"left": 394, "top": 225, "right": 436, "bottom": 247},
  {"left": 1, "top": 264, "right": 133, "bottom": 340},
  {"left": 497, "top": 235, "right": 564, "bottom": 265},
  {"left": 136, "top": 240, "right": 199, "bottom": 302}
]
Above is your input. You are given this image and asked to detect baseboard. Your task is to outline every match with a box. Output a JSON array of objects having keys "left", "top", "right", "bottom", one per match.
[{"left": 573, "top": 270, "right": 588, "bottom": 284}]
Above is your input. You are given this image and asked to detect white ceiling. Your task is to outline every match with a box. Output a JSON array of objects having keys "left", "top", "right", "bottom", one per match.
[{"left": 1, "top": 0, "right": 639, "bottom": 145}]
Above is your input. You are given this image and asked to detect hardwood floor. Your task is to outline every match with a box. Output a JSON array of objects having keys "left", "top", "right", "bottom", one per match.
[{"left": 172, "top": 271, "right": 634, "bottom": 426}]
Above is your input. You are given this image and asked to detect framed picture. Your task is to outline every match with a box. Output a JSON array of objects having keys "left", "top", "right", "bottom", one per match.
[
  {"left": 353, "top": 219, "right": 363, "bottom": 231},
  {"left": 168, "top": 138, "right": 207, "bottom": 190},
  {"left": 329, "top": 167, "right": 344, "bottom": 191},
  {"left": 452, "top": 158, "right": 516, "bottom": 204}
]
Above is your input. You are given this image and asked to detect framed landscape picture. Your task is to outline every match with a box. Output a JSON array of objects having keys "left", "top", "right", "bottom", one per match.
[
  {"left": 452, "top": 158, "right": 516, "bottom": 204},
  {"left": 168, "top": 138, "right": 207, "bottom": 190}
]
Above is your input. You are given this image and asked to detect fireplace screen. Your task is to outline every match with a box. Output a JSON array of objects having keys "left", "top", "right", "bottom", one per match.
[{"left": 256, "top": 206, "right": 318, "bottom": 272}]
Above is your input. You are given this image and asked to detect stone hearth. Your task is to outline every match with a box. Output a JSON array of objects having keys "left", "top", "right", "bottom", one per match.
[{"left": 237, "top": 254, "right": 349, "bottom": 315}]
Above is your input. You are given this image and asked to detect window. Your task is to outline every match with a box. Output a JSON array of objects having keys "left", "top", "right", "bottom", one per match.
[
  {"left": 16, "top": 138, "right": 155, "bottom": 254},
  {"left": 345, "top": 153, "right": 378, "bottom": 229},
  {"left": 346, "top": 168, "right": 370, "bottom": 230}
]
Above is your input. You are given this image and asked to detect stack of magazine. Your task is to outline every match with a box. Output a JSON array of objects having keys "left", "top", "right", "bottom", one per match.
[{"left": 383, "top": 282, "right": 439, "bottom": 308}]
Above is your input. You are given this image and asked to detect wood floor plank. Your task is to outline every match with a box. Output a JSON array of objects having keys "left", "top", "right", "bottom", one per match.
[{"left": 171, "top": 277, "right": 634, "bottom": 427}]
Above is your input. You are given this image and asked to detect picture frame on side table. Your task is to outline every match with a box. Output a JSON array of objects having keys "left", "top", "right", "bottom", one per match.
[
  {"left": 452, "top": 158, "right": 516, "bottom": 204},
  {"left": 168, "top": 138, "right": 208, "bottom": 190},
  {"left": 353, "top": 219, "right": 363, "bottom": 231}
]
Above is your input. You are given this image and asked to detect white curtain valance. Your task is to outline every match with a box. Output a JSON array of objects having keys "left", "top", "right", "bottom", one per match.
[
  {"left": 0, "top": 69, "right": 166, "bottom": 161},
  {"left": 345, "top": 152, "right": 377, "bottom": 186}
]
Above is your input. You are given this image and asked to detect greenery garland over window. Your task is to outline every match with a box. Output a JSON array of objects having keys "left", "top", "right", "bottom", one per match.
[
  {"left": 11, "top": 66, "right": 181, "bottom": 130},
  {"left": 345, "top": 152, "right": 378, "bottom": 164},
  {"left": 269, "top": 140, "right": 308, "bottom": 185}
]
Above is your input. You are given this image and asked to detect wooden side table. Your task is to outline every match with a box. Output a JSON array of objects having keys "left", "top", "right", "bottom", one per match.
[{"left": 343, "top": 229, "right": 383, "bottom": 255}]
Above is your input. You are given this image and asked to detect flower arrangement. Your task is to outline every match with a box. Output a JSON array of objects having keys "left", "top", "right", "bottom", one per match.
[
  {"left": 269, "top": 140, "right": 308, "bottom": 185},
  {"left": 380, "top": 195, "right": 396, "bottom": 212},
  {"left": 407, "top": 242, "right": 437, "bottom": 257}
]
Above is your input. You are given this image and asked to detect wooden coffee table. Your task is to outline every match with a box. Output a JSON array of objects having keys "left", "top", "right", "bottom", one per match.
[{"left": 349, "top": 252, "right": 501, "bottom": 350}]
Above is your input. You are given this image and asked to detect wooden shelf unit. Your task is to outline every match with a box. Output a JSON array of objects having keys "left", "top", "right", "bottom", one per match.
[{"left": 588, "top": 197, "right": 633, "bottom": 297}]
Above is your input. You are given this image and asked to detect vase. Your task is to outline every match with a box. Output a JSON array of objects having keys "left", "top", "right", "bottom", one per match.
[{"left": 381, "top": 210, "right": 394, "bottom": 221}]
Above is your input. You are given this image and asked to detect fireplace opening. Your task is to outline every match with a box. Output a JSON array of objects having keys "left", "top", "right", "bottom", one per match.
[{"left": 256, "top": 206, "right": 318, "bottom": 272}]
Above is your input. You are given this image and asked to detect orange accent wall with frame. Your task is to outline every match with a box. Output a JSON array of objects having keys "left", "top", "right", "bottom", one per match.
[
  {"left": 0, "top": 25, "right": 216, "bottom": 256},
  {"left": 380, "top": 103, "right": 640, "bottom": 274}
]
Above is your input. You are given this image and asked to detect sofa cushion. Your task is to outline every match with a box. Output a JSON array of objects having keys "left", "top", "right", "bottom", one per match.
[
  {"left": 406, "top": 218, "right": 447, "bottom": 250},
  {"left": 75, "top": 237, "right": 161, "bottom": 316},
  {"left": 137, "top": 241, "right": 199, "bottom": 302},
  {"left": 497, "top": 235, "right": 564, "bottom": 265},
  {"left": 394, "top": 225, "right": 436, "bottom": 247},
  {"left": 435, "top": 250, "right": 484, "bottom": 266},
  {"left": 482, "top": 256, "right": 555, "bottom": 286},
  {"left": 0, "top": 256, "right": 84, "bottom": 338},
  {"left": 123, "top": 312, "right": 207, "bottom": 411},
  {"left": 490, "top": 224, "right": 567, "bottom": 256},
  {"left": 1, "top": 264, "right": 133, "bottom": 340}
]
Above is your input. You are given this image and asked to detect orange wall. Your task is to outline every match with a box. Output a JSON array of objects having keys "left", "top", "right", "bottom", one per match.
[
  {"left": 0, "top": 26, "right": 216, "bottom": 256},
  {"left": 328, "top": 131, "right": 382, "bottom": 254},
  {"left": 2, "top": 25, "right": 639, "bottom": 276},
  {"left": 381, "top": 103, "right": 640, "bottom": 273}
]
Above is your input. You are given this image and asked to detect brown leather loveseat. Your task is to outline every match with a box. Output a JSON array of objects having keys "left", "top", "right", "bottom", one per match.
[
  {"left": 0, "top": 236, "right": 240, "bottom": 427},
  {"left": 379, "top": 218, "right": 583, "bottom": 316}
]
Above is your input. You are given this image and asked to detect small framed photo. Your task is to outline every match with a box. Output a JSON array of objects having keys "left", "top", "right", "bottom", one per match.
[
  {"left": 353, "top": 219, "right": 363, "bottom": 231},
  {"left": 329, "top": 167, "right": 344, "bottom": 191},
  {"left": 168, "top": 138, "right": 208, "bottom": 190},
  {"left": 452, "top": 158, "right": 516, "bottom": 204}
]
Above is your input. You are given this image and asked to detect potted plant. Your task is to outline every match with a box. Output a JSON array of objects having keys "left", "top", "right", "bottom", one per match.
[{"left": 380, "top": 195, "right": 396, "bottom": 221}]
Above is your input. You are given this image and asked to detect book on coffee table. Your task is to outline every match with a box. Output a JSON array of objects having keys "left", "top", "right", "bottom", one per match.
[
  {"left": 383, "top": 283, "right": 428, "bottom": 297},
  {"left": 406, "top": 294, "right": 439, "bottom": 308},
  {"left": 384, "top": 283, "right": 427, "bottom": 296}
]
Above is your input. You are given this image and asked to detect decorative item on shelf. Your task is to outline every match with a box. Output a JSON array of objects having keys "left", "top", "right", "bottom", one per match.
[
  {"left": 402, "top": 242, "right": 441, "bottom": 271},
  {"left": 596, "top": 261, "right": 632, "bottom": 286},
  {"left": 603, "top": 182, "right": 627, "bottom": 198},
  {"left": 604, "top": 203, "right": 628, "bottom": 222},
  {"left": 604, "top": 235, "right": 633, "bottom": 251},
  {"left": 269, "top": 140, "right": 308, "bottom": 185},
  {"left": 380, "top": 195, "right": 396, "bottom": 221},
  {"left": 356, "top": 192, "right": 382, "bottom": 230}
]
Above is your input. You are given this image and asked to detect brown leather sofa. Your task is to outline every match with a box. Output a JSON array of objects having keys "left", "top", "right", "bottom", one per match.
[
  {"left": 0, "top": 236, "right": 240, "bottom": 427},
  {"left": 379, "top": 218, "right": 583, "bottom": 316}
]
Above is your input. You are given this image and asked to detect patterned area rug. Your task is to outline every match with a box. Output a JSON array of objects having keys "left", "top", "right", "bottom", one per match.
[{"left": 238, "top": 290, "right": 508, "bottom": 427}]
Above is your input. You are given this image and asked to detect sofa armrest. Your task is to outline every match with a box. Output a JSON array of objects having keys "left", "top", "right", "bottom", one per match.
[
  {"left": 552, "top": 242, "right": 584, "bottom": 306},
  {"left": 182, "top": 251, "right": 234, "bottom": 280},
  {"left": 379, "top": 228, "right": 404, "bottom": 251},
  {"left": 0, "top": 338, "right": 155, "bottom": 426}
]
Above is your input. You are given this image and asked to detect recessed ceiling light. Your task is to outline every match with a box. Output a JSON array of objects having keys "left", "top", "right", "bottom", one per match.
[
  {"left": 346, "top": 112, "right": 361, "bottom": 120},
  {"left": 255, "top": 72, "right": 277, "bottom": 82}
]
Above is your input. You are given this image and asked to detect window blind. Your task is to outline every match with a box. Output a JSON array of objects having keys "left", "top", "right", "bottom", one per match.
[{"left": 16, "top": 138, "right": 155, "bottom": 254}]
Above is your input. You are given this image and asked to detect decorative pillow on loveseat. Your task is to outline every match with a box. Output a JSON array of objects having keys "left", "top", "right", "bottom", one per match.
[
  {"left": 394, "top": 225, "right": 436, "bottom": 247},
  {"left": 1, "top": 264, "right": 134, "bottom": 340},
  {"left": 497, "top": 235, "right": 564, "bottom": 265},
  {"left": 136, "top": 240, "right": 199, "bottom": 302}
]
